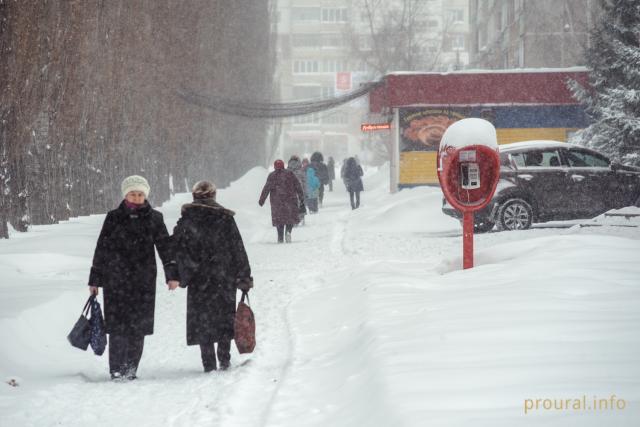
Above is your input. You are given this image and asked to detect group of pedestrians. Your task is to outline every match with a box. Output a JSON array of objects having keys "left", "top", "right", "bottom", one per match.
[
  {"left": 87, "top": 155, "right": 364, "bottom": 379},
  {"left": 259, "top": 152, "right": 365, "bottom": 243},
  {"left": 89, "top": 175, "right": 253, "bottom": 380}
]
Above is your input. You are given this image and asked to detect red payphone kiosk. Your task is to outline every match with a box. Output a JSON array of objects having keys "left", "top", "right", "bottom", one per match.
[{"left": 437, "top": 118, "right": 501, "bottom": 269}]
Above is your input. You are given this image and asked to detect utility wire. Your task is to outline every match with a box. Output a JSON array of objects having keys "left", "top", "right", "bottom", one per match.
[{"left": 177, "top": 80, "right": 384, "bottom": 118}]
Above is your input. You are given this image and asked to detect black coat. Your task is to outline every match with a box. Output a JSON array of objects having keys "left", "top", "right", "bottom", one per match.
[
  {"left": 309, "top": 161, "right": 330, "bottom": 185},
  {"left": 88, "top": 201, "right": 178, "bottom": 336},
  {"left": 344, "top": 160, "right": 364, "bottom": 192},
  {"left": 172, "top": 199, "right": 251, "bottom": 345}
]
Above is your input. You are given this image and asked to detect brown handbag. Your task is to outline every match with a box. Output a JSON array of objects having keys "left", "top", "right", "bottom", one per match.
[{"left": 234, "top": 291, "right": 256, "bottom": 354}]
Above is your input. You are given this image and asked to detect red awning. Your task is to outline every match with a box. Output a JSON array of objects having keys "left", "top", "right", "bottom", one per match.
[{"left": 369, "top": 69, "right": 590, "bottom": 113}]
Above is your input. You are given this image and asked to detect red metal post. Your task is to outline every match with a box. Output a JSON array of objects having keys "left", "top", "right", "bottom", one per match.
[{"left": 462, "top": 211, "right": 474, "bottom": 269}]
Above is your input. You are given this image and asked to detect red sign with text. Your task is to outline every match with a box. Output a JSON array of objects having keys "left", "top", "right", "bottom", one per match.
[
  {"left": 361, "top": 123, "right": 391, "bottom": 132},
  {"left": 336, "top": 72, "right": 352, "bottom": 91}
]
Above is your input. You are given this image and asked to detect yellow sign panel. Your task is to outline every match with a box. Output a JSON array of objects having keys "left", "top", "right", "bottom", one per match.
[
  {"left": 398, "top": 128, "right": 576, "bottom": 186},
  {"left": 399, "top": 152, "right": 439, "bottom": 185}
]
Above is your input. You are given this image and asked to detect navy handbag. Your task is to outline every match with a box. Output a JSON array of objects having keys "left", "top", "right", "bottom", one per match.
[
  {"left": 67, "top": 295, "right": 107, "bottom": 355},
  {"left": 67, "top": 296, "right": 92, "bottom": 350}
]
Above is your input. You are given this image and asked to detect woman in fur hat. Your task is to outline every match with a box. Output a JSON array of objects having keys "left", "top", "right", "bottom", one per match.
[
  {"left": 259, "top": 159, "right": 305, "bottom": 243},
  {"left": 88, "top": 175, "right": 180, "bottom": 380},
  {"left": 172, "top": 181, "right": 253, "bottom": 372}
]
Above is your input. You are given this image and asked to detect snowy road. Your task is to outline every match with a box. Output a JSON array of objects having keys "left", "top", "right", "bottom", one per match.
[{"left": 1, "top": 165, "right": 639, "bottom": 426}]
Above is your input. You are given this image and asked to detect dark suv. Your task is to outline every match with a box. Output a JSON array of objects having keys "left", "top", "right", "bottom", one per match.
[{"left": 442, "top": 141, "right": 640, "bottom": 231}]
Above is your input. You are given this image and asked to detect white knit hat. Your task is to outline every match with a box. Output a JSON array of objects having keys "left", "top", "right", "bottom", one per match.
[{"left": 121, "top": 175, "right": 150, "bottom": 198}]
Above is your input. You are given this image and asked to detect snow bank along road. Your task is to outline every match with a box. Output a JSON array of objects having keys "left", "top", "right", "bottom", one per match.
[{"left": 1, "top": 165, "right": 639, "bottom": 427}]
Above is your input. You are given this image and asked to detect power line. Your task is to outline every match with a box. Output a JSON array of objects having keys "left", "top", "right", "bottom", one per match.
[{"left": 176, "top": 80, "right": 383, "bottom": 119}]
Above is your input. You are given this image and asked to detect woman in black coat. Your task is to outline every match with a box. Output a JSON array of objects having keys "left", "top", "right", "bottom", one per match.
[
  {"left": 88, "top": 175, "right": 180, "bottom": 380},
  {"left": 343, "top": 157, "right": 364, "bottom": 210},
  {"left": 173, "top": 181, "right": 253, "bottom": 372}
]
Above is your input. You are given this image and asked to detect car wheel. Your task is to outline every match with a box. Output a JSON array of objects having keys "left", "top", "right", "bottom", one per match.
[
  {"left": 474, "top": 220, "right": 495, "bottom": 233},
  {"left": 497, "top": 198, "right": 533, "bottom": 231}
]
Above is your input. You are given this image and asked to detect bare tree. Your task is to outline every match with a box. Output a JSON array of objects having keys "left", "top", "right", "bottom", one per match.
[
  {"left": 346, "top": 0, "right": 451, "bottom": 76},
  {"left": 0, "top": 0, "right": 276, "bottom": 238}
]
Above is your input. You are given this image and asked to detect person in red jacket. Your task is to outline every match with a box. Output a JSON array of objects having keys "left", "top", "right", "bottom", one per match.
[{"left": 259, "top": 159, "right": 305, "bottom": 243}]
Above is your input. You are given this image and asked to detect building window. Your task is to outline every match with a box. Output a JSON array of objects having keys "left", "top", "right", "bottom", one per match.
[
  {"left": 354, "top": 60, "right": 371, "bottom": 72},
  {"left": 447, "top": 9, "right": 464, "bottom": 24},
  {"left": 321, "top": 86, "right": 335, "bottom": 99},
  {"left": 452, "top": 34, "right": 465, "bottom": 50},
  {"left": 292, "top": 34, "right": 321, "bottom": 48},
  {"left": 518, "top": 38, "right": 524, "bottom": 67},
  {"left": 293, "top": 113, "right": 321, "bottom": 125},
  {"left": 293, "top": 60, "right": 320, "bottom": 73},
  {"left": 322, "top": 34, "right": 345, "bottom": 49},
  {"left": 322, "top": 8, "right": 349, "bottom": 23},
  {"left": 322, "top": 59, "right": 348, "bottom": 72},
  {"left": 292, "top": 7, "right": 321, "bottom": 22},
  {"left": 322, "top": 112, "right": 349, "bottom": 125}
]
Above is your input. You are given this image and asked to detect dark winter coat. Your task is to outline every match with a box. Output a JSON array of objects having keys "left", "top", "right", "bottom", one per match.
[
  {"left": 88, "top": 201, "right": 178, "bottom": 336},
  {"left": 309, "top": 161, "right": 330, "bottom": 185},
  {"left": 344, "top": 158, "right": 364, "bottom": 192},
  {"left": 172, "top": 199, "right": 251, "bottom": 345},
  {"left": 259, "top": 169, "right": 304, "bottom": 226},
  {"left": 309, "top": 152, "right": 330, "bottom": 185}
]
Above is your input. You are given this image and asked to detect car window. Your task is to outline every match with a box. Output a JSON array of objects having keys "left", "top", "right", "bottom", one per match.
[
  {"left": 565, "top": 149, "right": 610, "bottom": 168},
  {"left": 510, "top": 149, "right": 562, "bottom": 168},
  {"left": 510, "top": 152, "right": 526, "bottom": 167}
]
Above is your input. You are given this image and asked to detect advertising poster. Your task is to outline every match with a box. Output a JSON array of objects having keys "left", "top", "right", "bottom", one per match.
[{"left": 399, "top": 107, "right": 469, "bottom": 186}]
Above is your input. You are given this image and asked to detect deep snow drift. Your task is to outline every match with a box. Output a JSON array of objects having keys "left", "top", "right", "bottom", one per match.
[{"left": 1, "top": 164, "right": 639, "bottom": 427}]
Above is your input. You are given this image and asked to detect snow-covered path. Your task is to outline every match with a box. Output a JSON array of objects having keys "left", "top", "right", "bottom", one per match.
[{"left": 1, "top": 165, "right": 640, "bottom": 426}]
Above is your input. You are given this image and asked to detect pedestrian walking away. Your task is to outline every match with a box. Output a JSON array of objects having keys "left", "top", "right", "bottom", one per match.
[
  {"left": 172, "top": 180, "right": 253, "bottom": 372},
  {"left": 305, "top": 163, "right": 320, "bottom": 214},
  {"left": 259, "top": 159, "right": 305, "bottom": 243},
  {"left": 343, "top": 157, "right": 364, "bottom": 210},
  {"left": 88, "top": 175, "right": 180, "bottom": 381},
  {"left": 327, "top": 156, "right": 336, "bottom": 192},
  {"left": 309, "top": 152, "right": 329, "bottom": 207},
  {"left": 288, "top": 155, "right": 308, "bottom": 225}
]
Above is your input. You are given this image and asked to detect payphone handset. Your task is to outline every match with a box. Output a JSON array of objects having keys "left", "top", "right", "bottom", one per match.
[{"left": 459, "top": 150, "right": 480, "bottom": 190}]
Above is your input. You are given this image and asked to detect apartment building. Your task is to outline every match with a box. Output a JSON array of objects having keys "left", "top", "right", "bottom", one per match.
[
  {"left": 469, "top": 0, "right": 599, "bottom": 69},
  {"left": 274, "top": 0, "right": 470, "bottom": 162}
]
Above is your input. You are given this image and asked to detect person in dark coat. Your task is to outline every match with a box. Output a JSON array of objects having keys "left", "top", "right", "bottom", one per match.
[
  {"left": 309, "top": 152, "right": 329, "bottom": 207},
  {"left": 259, "top": 159, "right": 305, "bottom": 243},
  {"left": 88, "top": 175, "right": 180, "bottom": 381},
  {"left": 343, "top": 157, "right": 364, "bottom": 209},
  {"left": 327, "top": 156, "right": 336, "bottom": 192},
  {"left": 172, "top": 181, "right": 253, "bottom": 372},
  {"left": 288, "top": 155, "right": 308, "bottom": 225}
]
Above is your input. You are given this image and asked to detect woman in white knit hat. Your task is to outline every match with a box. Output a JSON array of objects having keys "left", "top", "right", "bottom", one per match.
[{"left": 88, "top": 175, "right": 180, "bottom": 381}]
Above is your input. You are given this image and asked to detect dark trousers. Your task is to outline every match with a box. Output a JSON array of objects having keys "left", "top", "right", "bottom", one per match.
[
  {"left": 276, "top": 224, "right": 293, "bottom": 242},
  {"left": 109, "top": 334, "right": 145, "bottom": 377},
  {"left": 318, "top": 184, "right": 325, "bottom": 205},
  {"left": 200, "top": 338, "right": 231, "bottom": 371},
  {"left": 349, "top": 191, "right": 361, "bottom": 209},
  {"left": 306, "top": 197, "right": 318, "bottom": 213},
  {"left": 328, "top": 180, "right": 333, "bottom": 191}
]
